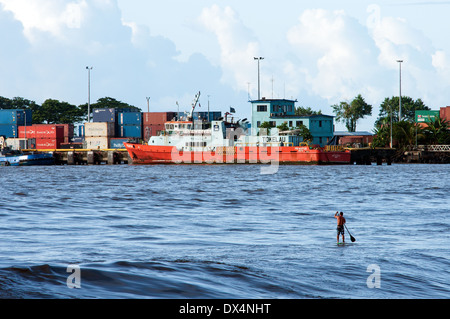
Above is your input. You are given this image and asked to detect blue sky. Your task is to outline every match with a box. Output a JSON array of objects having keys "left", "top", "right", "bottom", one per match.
[{"left": 1, "top": 0, "right": 449, "bottom": 131}]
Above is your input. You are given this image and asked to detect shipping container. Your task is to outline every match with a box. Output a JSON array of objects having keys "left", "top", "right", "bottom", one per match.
[
  {"left": 0, "top": 109, "right": 32, "bottom": 125},
  {"left": 72, "top": 137, "right": 84, "bottom": 143},
  {"left": 60, "top": 143, "right": 83, "bottom": 149},
  {"left": 142, "top": 112, "right": 177, "bottom": 125},
  {"left": 78, "top": 125, "right": 85, "bottom": 137},
  {"left": 143, "top": 124, "right": 164, "bottom": 140},
  {"left": 19, "top": 124, "right": 65, "bottom": 139},
  {"left": 57, "top": 124, "right": 74, "bottom": 138},
  {"left": 93, "top": 108, "right": 117, "bottom": 123},
  {"left": 118, "top": 111, "right": 142, "bottom": 125},
  {"left": 84, "top": 136, "right": 110, "bottom": 150},
  {"left": 84, "top": 122, "right": 115, "bottom": 137},
  {"left": 116, "top": 125, "right": 142, "bottom": 138},
  {"left": 109, "top": 138, "right": 129, "bottom": 149},
  {"left": 0, "top": 124, "right": 18, "bottom": 138},
  {"left": 35, "top": 138, "right": 63, "bottom": 149},
  {"left": 5, "top": 138, "right": 28, "bottom": 150}
]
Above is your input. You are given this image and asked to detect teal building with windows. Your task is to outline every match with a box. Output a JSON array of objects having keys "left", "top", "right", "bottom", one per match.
[{"left": 250, "top": 98, "right": 334, "bottom": 147}]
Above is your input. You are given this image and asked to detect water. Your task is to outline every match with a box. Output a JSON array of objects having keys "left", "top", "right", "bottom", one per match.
[{"left": 0, "top": 164, "right": 449, "bottom": 299}]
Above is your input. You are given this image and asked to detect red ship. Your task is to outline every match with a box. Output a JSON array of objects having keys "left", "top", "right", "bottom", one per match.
[{"left": 124, "top": 92, "right": 351, "bottom": 165}]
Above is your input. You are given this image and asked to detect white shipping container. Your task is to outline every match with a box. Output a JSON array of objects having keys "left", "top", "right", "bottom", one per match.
[
  {"left": 84, "top": 122, "right": 115, "bottom": 137},
  {"left": 84, "top": 136, "right": 110, "bottom": 150},
  {"left": 5, "top": 138, "right": 28, "bottom": 150}
]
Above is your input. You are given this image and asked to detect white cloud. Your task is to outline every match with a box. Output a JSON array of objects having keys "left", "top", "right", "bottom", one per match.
[
  {"left": 286, "top": 9, "right": 382, "bottom": 103},
  {"left": 199, "top": 5, "right": 260, "bottom": 93}
]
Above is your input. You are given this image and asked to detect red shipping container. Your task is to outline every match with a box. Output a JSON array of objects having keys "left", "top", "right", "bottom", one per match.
[
  {"left": 19, "top": 124, "right": 65, "bottom": 139},
  {"left": 18, "top": 126, "right": 36, "bottom": 138},
  {"left": 143, "top": 124, "right": 165, "bottom": 140},
  {"left": 34, "top": 124, "right": 65, "bottom": 139},
  {"left": 36, "top": 138, "right": 63, "bottom": 149},
  {"left": 57, "top": 124, "right": 74, "bottom": 138},
  {"left": 143, "top": 112, "right": 176, "bottom": 125}
]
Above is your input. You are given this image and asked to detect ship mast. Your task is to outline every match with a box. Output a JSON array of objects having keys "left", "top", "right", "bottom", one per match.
[{"left": 187, "top": 91, "right": 201, "bottom": 121}]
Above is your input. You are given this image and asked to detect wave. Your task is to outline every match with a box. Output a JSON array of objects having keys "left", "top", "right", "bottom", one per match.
[{"left": 0, "top": 259, "right": 305, "bottom": 299}]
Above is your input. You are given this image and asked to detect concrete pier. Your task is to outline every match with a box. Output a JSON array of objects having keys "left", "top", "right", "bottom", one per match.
[{"left": 24, "top": 149, "right": 131, "bottom": 165}]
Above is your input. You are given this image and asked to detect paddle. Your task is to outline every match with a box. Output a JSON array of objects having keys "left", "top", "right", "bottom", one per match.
[{"left": 344, "top": 224, "right": 356, "bottom": 242}]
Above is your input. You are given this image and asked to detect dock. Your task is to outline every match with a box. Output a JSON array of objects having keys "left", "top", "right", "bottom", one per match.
[
  {"left": 348, "top": 147, "right": 397, "bottom": 165},
  {"left": 403, "top": 145, "right": 450, "bottom": 163},
  {"left": 23, "top": 149, "right": 131, "bottom": 165}
]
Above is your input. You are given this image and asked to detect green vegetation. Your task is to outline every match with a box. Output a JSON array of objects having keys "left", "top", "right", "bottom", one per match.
[
  {"left": 0, "top": 96, "right": 138, "bottom": 124},
  {"left": 331, "top": 94, "right": 372, "bottom": 132}
]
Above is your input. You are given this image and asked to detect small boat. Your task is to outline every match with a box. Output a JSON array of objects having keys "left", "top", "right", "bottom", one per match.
[{"left": 0, "top": 136, "right": 54, "bottom": 166}]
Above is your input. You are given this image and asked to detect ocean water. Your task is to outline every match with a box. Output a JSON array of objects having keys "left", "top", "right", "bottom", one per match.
[{"left": 0, "top": 163, "right": 449, "bottom": 299}]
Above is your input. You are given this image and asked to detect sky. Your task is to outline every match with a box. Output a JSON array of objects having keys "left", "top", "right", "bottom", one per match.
[{"left": 1, "top": 0, "right": 450, "bottom": 132}]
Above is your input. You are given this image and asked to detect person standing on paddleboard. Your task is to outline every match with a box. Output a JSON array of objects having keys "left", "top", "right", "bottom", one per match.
[{"left": 334, "top": 211, "right": 346, "bottom": 243}]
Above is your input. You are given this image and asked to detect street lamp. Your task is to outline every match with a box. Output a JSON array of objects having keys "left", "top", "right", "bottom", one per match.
[
  {"left": 397, "top": 60, "right": 403, "bottom": 121},
  {"left": 86, "top": 66, "right": 93, "bottom": 123},
  {"left": 254, "top": 57, "right": 264, "bottom": 100}
]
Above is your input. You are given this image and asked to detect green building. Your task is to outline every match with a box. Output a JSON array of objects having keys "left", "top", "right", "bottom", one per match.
[{"left": 250, "top": 98, "right": 334, "bottom": 146}]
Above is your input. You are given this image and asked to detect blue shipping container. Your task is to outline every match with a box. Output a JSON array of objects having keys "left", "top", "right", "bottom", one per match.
[
  {"left": 93, "top": 108, "right": 117, "bottom": 123},
  {"left": 109, "top": 138, "right": 129, "bottom": 149},
  {"left": 0, "top": 124, "right": 18, "bottom": 138},
  {"left": 0, "top": 109, "right": 32, "bottom": 125},
  {"left": 78, "top": 125, "right": 85, "bottom": 137},
  {"left": 118, "top": 112, "right": 142, "bottom": 125},
  {"left": 116, "top": 125, "right": 142, "bottom": 138}
]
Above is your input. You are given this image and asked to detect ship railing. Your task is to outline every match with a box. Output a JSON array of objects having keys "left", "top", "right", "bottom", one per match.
[
  {"left": 324, "top": 145, "right": 345, "bottom": 152},
  {"left": 235, "top": 142, "right": 294, "bottom": 147}
]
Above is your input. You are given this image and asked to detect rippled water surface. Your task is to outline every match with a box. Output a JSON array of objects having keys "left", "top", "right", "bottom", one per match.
[{"left": 0, "top": 164, "right": 449, "bottom": 298}]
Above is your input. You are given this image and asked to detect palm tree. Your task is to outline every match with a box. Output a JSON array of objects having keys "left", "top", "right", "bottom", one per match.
[
  {"left": 393, "top": 121, "right": 424, "bottom": 148},
  {"left": 423, "top": 117, "right": 450, "bottom": 145}
]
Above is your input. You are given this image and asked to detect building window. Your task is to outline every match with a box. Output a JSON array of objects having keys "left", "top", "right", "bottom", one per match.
[
  {"left": 257, "top": 105, "right": 267, "bottom": 112},
  {"left": 289, "top": 121, "right": 293, "bottom": 127},
  {"left": 319, "top": 121, "right": 322, "bottom": 128},
  {"left": 257, "top": 121, "right": 261, "bottom": 127},
  {"left": 296, "top": 121, "right": 303, "bottom": 127}
]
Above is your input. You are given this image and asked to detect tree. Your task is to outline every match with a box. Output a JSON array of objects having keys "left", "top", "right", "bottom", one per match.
[
  {"left": 295, "top": 106, "right": 322, "bottom": 116},
  {"left": 79, "top": 97, "right": 139, "bottom": 120},
  {"left": 423, "top": 117, "right": 450, "bottom": 145},
  {"left": 332, "top": 94, "right": 372, "bottom": 132},
  {"left": 33, "top": 99, "right": 85, "bottom": 124},
  {"left": 296, "top": 124, "right": 313, "bottom": 143},
  {"left": 375, "top": 96, "right": 429, "bottom": 127},
  {"left": 393, "top": 121, "right": 424, "bottom": 148},
  {"left": 276, "top": 122, "right": 289, "bottom": 131}
]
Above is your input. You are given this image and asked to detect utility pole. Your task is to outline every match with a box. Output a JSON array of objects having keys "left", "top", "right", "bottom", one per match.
[
  {"left": 397, "top": 60, "right": 403, "bottom": 121},
  {"left": 254, "top": 57, "right": 264, "bottom": 100},
  {"left": 86, "top": 66, "right": 93, "bottom": 123}
]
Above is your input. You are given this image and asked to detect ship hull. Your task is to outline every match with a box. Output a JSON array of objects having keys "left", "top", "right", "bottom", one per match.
[
  {"left": 0, "top": 153, "right": 54, "bottom": 166},
  {"left": 124, "top": 143, "right": 351, "bottom": 165}
]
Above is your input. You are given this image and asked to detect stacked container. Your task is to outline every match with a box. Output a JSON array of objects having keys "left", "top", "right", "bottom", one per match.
[
  {"left": 0, "top": 109, "right": 32, "bottom": 138},
  {"left": 84, "top": 122, "right": 115, "bottom": 149},
  {"left": 142, "top": 112, "right": 177, "bottom": 141},
  {"left": 19, "top": 124, "right": 65, "bottom": 149},
  {"left": 116, "top": 111, "right": 142, "bottom": 139}
]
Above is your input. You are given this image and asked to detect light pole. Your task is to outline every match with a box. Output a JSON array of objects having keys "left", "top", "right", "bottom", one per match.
[
  {"left": 86, "top": 66, "right": 93, "bottom": 123},
  {"left": 397, "top": 60, "right": 403, "bottom": 121},
  {"left": 146, "top": 97, "right": 150, "bottom": 113},
  {"left": 254, "top": 57, "right": 264, "bottom": 100}
]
